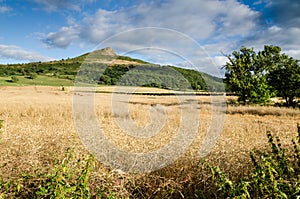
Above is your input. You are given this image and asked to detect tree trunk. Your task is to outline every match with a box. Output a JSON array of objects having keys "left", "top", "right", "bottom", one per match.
[
  {"left": 289, "top": 96, "right": 295, "bottom": 108},
  {"left": 286, "top": 96, "right": 295, "bottom": 107}
]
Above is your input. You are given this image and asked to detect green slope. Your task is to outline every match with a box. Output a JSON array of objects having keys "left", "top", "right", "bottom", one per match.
[{"left": 0, "top": 48, "right": 224, "bottom": 91}]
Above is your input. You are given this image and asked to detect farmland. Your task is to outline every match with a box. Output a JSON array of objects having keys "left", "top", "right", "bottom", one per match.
[
  {"left": 0, "top": 86, "right": 299, "bottom": 198},
  {"left": 2, "top": 0, "right": 300, "bottom": 197}
]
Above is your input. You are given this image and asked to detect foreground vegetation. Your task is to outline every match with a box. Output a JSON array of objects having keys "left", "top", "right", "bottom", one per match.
[
  {"left": 0, "top": 119, "right": 299, "bottom": 198},
  {"left": 208, "top": 125, "right": 300, "bottom": 198}
]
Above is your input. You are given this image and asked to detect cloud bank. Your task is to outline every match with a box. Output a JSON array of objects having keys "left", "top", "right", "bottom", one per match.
[
  {"left": 0, "top": 6, "right": 11, "bottom": 13},
  {"left": 0, "top": 45, "right": 53, "bottom": 62},
  {"left": 42, "top": 0, "right": 260, "bottom": 49},
  {"left": 29, "top": 0, "right": 95, "bottom": 12}
]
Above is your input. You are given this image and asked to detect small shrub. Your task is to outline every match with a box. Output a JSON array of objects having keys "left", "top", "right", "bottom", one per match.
[
  {"left": 10, "top": 76, "right": 19, "bottom": 83},
  {"left": 35, "top": 148, "right": 95, "bottom": 198},
  {"left": 208, "top": 124, "right": 300, "bottom": 198},
  {"left": 27, "top": 73, "right": 37, "bottom": 79},
  {"left": 0, "top": 148, "right": 96, "bottom": 198}
]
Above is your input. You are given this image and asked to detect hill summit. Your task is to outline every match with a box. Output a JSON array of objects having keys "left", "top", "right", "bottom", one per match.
[{"left": 92, "top": 47, "right": 117, "bottom": 56}]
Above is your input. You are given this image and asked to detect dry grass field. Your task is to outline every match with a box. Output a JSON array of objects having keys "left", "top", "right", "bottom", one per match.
[{"left": 0, "top": 86, "right": 299, "bottom": 197}]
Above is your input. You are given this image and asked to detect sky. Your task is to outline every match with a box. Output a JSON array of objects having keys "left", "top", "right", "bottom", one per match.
[{"left": 0, "top": 0, "right": 300, "bottom": 76}]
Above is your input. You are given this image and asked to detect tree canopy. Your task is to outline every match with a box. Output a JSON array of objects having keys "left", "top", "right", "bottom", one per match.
[
  {"left": 267, "top": 55, "right": 300, "bottom": 107},
  {"left": 224, "top": 45, "right": 300, "bottom": 107}
]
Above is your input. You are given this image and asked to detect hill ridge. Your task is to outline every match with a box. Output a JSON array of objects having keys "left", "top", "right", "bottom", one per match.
[{"left": 0, "top": 47, "right": 224, "bottom": 91}]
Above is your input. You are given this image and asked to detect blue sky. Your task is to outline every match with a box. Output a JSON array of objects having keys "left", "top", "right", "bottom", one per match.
[{"left": 0, "top": 0, "right": 300, "bottom": 76}]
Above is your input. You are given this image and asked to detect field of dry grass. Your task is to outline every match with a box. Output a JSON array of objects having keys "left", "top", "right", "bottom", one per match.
[{"left": 0, "top": 86, "right": 299, "bottom": 197}]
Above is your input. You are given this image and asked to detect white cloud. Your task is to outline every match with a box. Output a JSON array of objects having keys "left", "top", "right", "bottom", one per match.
[
  {"left": 42, "top": 0, "right": 260, "bottom": 48},
  {"left": 80, "top": 9, "right": 131, "bottom": 44},
  {"left": 0, "top": 45, "right": 53, "bottom": 62},
  {"left": 283, "top": 50, "right": 300, "bottom": 60},
  {"left": 30, "top": 0, "right": 97, "bottom": 12},
  {"left": 0, "top": 6, "right": 11, "bottom": 13},
  {"left": 245, "top": 0, "right": 300, "bottom": 58},
  {"left": 239, "top": 26, "right": 300, "bottom": 60},
  {"left": 30, "top": 0, "right": 81, "bottom": 12},
  {"left": 43, "top": 26, "right": 80, "bottom": 48}
]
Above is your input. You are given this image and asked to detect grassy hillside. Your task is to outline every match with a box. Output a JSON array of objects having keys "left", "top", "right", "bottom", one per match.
[
  {"left": 0, "top": 48, "right": 224, "bottom": 91},
  {"left": 0, "top": 75, "right": 73, "bottom": 86}
]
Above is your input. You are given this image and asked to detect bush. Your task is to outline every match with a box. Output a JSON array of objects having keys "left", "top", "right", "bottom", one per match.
[
  {"left": 35, "top": 148, "right": 95, "bottom": 198},
  {"left": 208, "top": 124, "right": 300, "bottom": 198},
  {"left": 10, "top": 76, "right": 19, "bottom": 83},
  {"left": 0, "top": 148, "right": 96, "bottom": 198},
  {"left": 27, "top": 73, "right": 37, "bottom": 79}
]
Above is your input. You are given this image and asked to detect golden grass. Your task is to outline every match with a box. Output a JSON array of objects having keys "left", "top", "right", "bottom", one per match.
[{"left": 0, "top": 86, "right": 299, "bottom": 196}]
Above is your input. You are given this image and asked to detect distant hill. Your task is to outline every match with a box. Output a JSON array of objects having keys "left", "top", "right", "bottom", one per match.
[{"left": 0, "top": 47, "right": 224, "bottom": 91}]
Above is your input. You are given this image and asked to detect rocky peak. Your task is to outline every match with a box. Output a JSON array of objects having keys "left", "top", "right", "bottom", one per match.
[{"left": 93, "top": 47, "right": 117, "bottom": 56}]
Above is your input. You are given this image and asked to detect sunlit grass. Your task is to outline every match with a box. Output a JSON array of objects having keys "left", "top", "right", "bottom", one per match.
[
  {"left": 0, "top": 75, "right": 73, "bottom": 86},
  {"left": 0, "top": 86, "right": 299, "bottom": 198}
]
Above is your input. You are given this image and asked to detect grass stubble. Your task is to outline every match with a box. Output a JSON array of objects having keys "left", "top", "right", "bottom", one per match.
[{"left": 0, "top": 86, "right": 299, "bottom": 198}]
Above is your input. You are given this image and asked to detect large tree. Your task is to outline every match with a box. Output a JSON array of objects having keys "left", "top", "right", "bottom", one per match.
[
  {"left": 268, "top": 55, "right": 300, "bottom": 107},
  {"left": 224, "top": 45, "right": 300, "bottom": 107},
  {"left": 223, "top": 46, "right": 274, "bottom": 104}
]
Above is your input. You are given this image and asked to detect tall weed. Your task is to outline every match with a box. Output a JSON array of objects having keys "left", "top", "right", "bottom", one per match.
[{"left": 208, "top": 124, "right": 300, "bottom": 198}]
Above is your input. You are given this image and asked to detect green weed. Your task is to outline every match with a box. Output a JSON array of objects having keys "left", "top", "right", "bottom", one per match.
[
  {"left": 0, "top": 148, "right": 96, "bottom": 198},
  {"left": 208, "top": 124, "right": 300, "bottom": 198},
  {"left": 35, "top": 148, "right": 95, "bottom": 198}
]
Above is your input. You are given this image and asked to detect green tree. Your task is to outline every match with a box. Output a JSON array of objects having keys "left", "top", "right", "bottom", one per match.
[
  {"left": 224, "top": 46, "right": 273, "bottom": 104},
  {"left": 11, "top": 76, "right": 19, "bottom": 83},
  {"left": 28, "top": 72, "right": 38, "bottom": 79},
  {"left": 268, "top": 56, "right": 300, "bottom": 107},
  {"left": 99, "top": 74, "right": 111, "bottom": 85}
]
